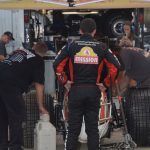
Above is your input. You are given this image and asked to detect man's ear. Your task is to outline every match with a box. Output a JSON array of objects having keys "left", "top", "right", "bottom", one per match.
[
  {"left": 79, "top": 29, "right": 83, "bottom": 35},
  {"left": 92, "top": 29, "right": 96, "bottom": 37}
]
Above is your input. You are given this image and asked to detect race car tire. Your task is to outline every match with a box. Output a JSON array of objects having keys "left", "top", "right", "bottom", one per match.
[
  {"left": 105, "top": 13, "right": 128, "bottom": 38},
  {"left": 125, "top": 88, "right": 150, "bottom": 146}
]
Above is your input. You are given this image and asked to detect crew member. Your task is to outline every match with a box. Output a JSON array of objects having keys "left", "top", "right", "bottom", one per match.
[
  {"left": 0, "top": 31, "right": 13, "bottom": 61},
  {"left": 0, "top": 41, "right": 48, "bottom": 150},
  {"left": 120, "top": 47, "right": 150, "bottom": 87},
  {"left": 53, "top": 18, "right": 120, "bottom": 150}
]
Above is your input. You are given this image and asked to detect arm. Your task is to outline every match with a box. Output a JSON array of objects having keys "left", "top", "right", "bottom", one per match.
[
  {"left": 0, "top": 55, "right": 5, "bottom": 61},
  {"left": 0, "top": 43, "right": 6, "bottom": 61},
  {"left": 103, "top": 58, "right": 118, "bottom": 87},
  {"left": 103, "top": 48, "right": 121, "bottom": 87},
  {"left": 35, "top": 83, "right": 48, "bottom": 114},
  {"left": 53, "top": 45, "right": 69, "bottom": 84}
]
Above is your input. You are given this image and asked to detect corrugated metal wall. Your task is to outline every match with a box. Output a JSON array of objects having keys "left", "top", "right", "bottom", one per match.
[{"left": 0, "top": 9, "right": 24, "bottom": 42}]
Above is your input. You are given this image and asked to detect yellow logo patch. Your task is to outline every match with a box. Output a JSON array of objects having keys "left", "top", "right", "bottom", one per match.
[{"left": 74, "top": 47, "right": 98, "bottom": 64}]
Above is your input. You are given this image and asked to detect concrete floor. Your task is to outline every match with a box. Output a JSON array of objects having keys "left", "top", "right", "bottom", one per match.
[{"left": 25, "top": 128, "right": 150, "bottom": 150}]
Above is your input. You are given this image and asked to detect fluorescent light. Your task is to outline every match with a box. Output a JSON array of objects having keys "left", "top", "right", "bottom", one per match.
[
  {"left": 62, "top": 11, "right": 99, "bottom": 14},
  {"left": 35, "top": 0, "right": 68, "bottom": 6}
]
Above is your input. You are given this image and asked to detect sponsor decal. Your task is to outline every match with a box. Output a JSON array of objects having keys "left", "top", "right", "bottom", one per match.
[
  {"left": 74, "top": 47, "right": 98, "bottom": 64},
  {"left": 21, "top": 49, "right": 35, "bottom": 59}
]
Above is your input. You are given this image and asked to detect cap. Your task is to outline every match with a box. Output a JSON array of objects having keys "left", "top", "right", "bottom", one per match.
[{"left": 3, "top": 31, "right": 14, "bottom": 40}]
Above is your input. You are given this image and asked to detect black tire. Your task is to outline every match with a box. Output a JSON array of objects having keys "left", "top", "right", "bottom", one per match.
[
  {"left": 105, "top": 13, "right": 129, "bottom": 38},
  {"left": 125, "top": 88, "right": 150, "bottom": 146}
]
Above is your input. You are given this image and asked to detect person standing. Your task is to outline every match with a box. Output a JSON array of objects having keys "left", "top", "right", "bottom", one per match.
[
  {"left": 53, "top": 18, "right": 120, "bottom": 150},
  {"left": 117, "top": 21, "right": 140, "bottom": 48},
  {"left": 0, "top": 41, "right": 48, "bottom": 150},
  {"left": 0, "top": 31, "right": 13, "bottom": 61}
]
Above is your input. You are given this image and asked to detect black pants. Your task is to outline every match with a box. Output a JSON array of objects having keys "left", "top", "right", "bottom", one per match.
[
  {"left": 0, "top": 84, "right": 25, "bottom": 150},
  {"left": 65, "top": 85, "right": 101, "bottom": 150}
]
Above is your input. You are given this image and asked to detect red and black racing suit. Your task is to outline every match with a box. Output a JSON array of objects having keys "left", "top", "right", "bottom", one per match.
[{"left": 53, "top": 34, "right": 120, "bottom": 150}]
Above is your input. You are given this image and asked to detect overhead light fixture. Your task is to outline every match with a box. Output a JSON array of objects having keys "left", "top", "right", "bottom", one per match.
[
  {"left": 34, "top": 0, "right": 107, "bottom": 7},
  {"left": 62, "top": 11, "right": 99, "bottom": 14},
  {"left": 35, "top": 0, "right": 68, "bottom": 6}
]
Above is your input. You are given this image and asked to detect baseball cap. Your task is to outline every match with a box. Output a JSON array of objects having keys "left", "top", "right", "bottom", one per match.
[{"left": 3, "top": 31, "right": 14, "bottom": 40}]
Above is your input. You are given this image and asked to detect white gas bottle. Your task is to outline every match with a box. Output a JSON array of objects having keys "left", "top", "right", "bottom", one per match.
[{"left": 34, "top": 114, "right": 56, "bottom": 150}]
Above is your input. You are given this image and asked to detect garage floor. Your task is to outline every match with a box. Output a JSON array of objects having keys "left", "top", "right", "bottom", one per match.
[{"left": 25, "top": 128, "right": 150, "bottom": 150}]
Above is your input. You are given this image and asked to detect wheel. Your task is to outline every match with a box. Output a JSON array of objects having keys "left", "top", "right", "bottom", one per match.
[
  {"left": 125, "top": 88, "right": 150, "bottom": 146},
  {"left": 104, "top": 13, "right": 130, "bottom": 38}
]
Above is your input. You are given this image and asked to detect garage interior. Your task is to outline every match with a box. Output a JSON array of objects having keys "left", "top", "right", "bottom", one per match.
[{"left": 0, "top": 0, "right": 150, "bottom": 150}]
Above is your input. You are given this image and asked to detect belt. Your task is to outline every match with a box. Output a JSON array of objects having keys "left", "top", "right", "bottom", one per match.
[{"left": 72, "top": 83, "right": 97, "bottom": 87}]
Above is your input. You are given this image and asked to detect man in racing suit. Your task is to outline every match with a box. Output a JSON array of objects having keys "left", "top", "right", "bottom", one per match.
[{"left": 53, "top": 18, "right": 120, "bottom": 150}]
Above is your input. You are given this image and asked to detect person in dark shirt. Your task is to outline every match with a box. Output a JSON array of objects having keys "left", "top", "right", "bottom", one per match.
[
  {"left": 0, "top": 41, "right": 48, "bottom": 150},
  {"left": 116, "top": 34, "right": 150, "bottom": 95},
  {"left": 0, "top": 31, "right": 13, "bottom": 61},
  {"left": 53, "top": 18, "right": 120, "bottom": 150},
  {"left": 120, "top": 47, "right": 150, "bottom": 87}
]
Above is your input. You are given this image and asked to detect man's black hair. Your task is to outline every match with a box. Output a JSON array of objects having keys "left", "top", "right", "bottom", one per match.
[{"left": 80, "top": 18, "right": 96, "bottom": 34}]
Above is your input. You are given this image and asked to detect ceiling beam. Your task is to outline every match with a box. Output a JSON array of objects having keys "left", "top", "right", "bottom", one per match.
[{"left": 0, "top": 0, "right": 150, "bottom": 9}]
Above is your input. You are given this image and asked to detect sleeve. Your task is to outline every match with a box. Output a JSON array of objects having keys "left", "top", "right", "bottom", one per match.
[
  {"left": 0, "top": 43, "right": 5, "bottom": 56},
  {"left": 33, "top": 60, "right": 45, "bottom": 85},
  {"left": 103, "top": 48, "right": 121, "bottom": 87},
  {"left": 53, "top": 45, "right": 69, "bottom": 84}
]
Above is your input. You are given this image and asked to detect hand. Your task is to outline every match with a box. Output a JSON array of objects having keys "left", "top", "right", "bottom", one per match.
[
  {"left": 64, "top": 80, "right": 73, "bottom": 91},
  {"left": 122, "top": 36, "right": 128, "bottom": 40},
  {"left": 39, "top": 106, "right": 48, "bottom": 114},
  {"left": 119, "top": 38, "right": 133, "bottom": 47},
  {"left": 125, "top": 40, "right": 133, "bottom": 47},
  {"left": 97, "top": 83, "right": 106, "bottom": 92}
]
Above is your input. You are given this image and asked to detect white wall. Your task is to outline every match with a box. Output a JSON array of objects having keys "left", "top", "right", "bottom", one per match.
[{"left": 0, "top": 9, "right": 24, "bottom": 43}]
